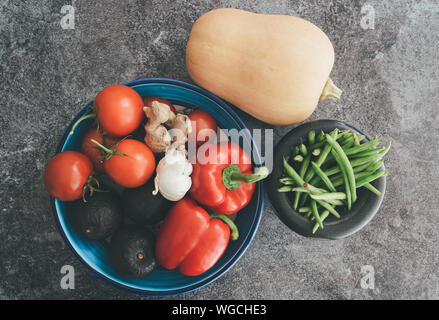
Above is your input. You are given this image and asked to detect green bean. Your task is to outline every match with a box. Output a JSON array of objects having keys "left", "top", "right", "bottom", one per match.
[
  {"left": 282, "top": 158, "right": 322, "bottom": 194},
  {"left": 308, "top": 130, "right": 316, "bottom": 145},
  {"left": 341, "top": 139, "right": 355, "bottom": 149},
  {"left": 322, "top": 156, "right": 382, "bottom": 179},
  {"left": 304, "top": 129, "right": 339, "bottom": 182},
  {"left": 280, "top": 177, "right": 294, "bottom": 185},
  {"left": 350, "top": 146, "right": 385, "bottom": 158},
  {"left": 364, "top": 182, "right": 382, "bottom": 197},
  {"left": 337, "top": 132, "right": 352, "bottom": 144},
  {"left": 283, "top": 157, "right": 302, "bottom": 184},
  {"left": 294, "top": 155, "right": 304, "bottom": 162},
  {"left": 356, "top": 170, "right": 388, "bottom": 188},
  {"left": 331, "top": 170, "right": 386, "bottom": 189},
  {"left": 353, "top": 133, "right": 360, "bottom": 146},
  {"left": 349, "top": 141, "right": 391, "bottom": 167},
  {"left": 309, "top": 140, "right": 326, "bottom": 150},
  {"left": 330, "top": 148, "right": 352, "bottom": 210},
  {"left": 293, "top": 187, "right": 310, "bottom": 193},
  {"left": 317, "top": 131, "right": 325, "bottom": 142},
  {"left": 326, "top": 134, "right": 357, "bottom": 204},
  {"left": 344, "top": 137, "right": 383, "bottom": 155},
  {"left": 312, "top": 148, "right": 321, "bottom": 156},
  {"left": 298, "top": 207, "right": 312, "bottom": 213},
  {"left": 277, "top": 186, "right": 293, "bottom": 192},
  {"left": 321, "top": 198, "right": 346, "bottom": 206},
  {"left": 331, "top": 171, "right": 373, "bottom": 188},
  {"left": 301, "top": 128, "right": 338, "bottom": 207},
  {"left": 312, "top": 210, "right": 330, "bottom": 234},
  {"left": 313, "top": 199, "right": 340, "bottom": 218},
  {"left": 311, "top": 210, "right": 330, "bottom": 222},
  {"left": 311, "top": 161, "right": 336, "bottom": 192},
  {"left": 365, "top": 160, "right": 383, "bottom": 172},
  {"left": 311, "top": 200, "right": 323, "bottom": 228},
  {"left": 293, "top": 154, "right": 311, "bottom": 209},
  {"left": 354, "top": 161, "right": 377, "bottom": 173},
  {"left": 310, "top": 192, "right": 346, "bottom": 201},
  {"left": 295, "top": 187, "right": 344, "bottom": 205},
  {"left": 299, "top": 143, "right": 308, "bottom": 156},
  {"left": 293, "top": 186, "right": 328, "bottom": 194}
]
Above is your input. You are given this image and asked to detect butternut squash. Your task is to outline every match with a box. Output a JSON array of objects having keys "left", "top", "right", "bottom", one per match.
[{"left": 186, "top": 8, "right": 341, "bottom": 125}]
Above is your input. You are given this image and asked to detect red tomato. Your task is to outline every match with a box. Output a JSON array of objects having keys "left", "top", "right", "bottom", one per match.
[
  {"left": 81, "top": 129, "right": 118, "bottom": 173},
  {"left": 104, "top": 139, "right": 155, "bottom": 188},
  {"left": 188, "top": 109, "right": 218, "bottom": 146},
  {"left": 93, "top": 85, "right": 144, "bottom": 137},
  {"left": 44, "top": 151, "right": 93, "bottom": 201},
  {"left": 144, "top": 97, "right": 176, "bottom": 114}
]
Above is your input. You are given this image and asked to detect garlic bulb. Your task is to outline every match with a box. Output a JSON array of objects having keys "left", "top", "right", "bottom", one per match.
[{"left": 153, "top": 145, "right": 192, "bottom": 201}]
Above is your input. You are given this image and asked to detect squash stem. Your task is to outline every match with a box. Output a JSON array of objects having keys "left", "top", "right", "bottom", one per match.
[{"left": 319, "top": 78, "right": 342, "bottom": 102}]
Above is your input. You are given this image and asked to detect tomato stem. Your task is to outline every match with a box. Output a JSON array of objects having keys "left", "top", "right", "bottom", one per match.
[
  {"left": 70, "top": 113, "right": 97, "bottom": 135},
  {"left": 90, "top": 139, "right": 128, "bottom": 160},
  {"left": 82, "top": 175, "right": 107, "bottom": 202}
]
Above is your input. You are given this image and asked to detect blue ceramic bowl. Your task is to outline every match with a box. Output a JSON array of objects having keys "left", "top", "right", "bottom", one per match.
[{"left": 51, "top": 78, "right": 265, "bottom": 296}]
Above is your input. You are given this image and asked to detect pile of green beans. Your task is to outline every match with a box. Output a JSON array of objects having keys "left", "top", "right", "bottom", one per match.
[{"left": 278, "top": 128, "right": 391, "bottom": 234}]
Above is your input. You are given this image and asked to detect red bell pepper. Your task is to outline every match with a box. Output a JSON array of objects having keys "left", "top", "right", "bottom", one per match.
[
  {"left": 190, "top": 142, "right": 269, "bottom": 214},
  {"left": 155, "top": 197, "right": 238, "bottom": 276}
]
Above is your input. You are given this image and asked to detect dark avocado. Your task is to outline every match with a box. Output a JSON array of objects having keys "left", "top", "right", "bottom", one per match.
[
  {"left": 69, "top": 191, "right": 122, "bottom": 241},
  {"left": 121, "top": 178, "right": 172, "bottom": 225},
  {"left": 109, "top": 226, "right": 156, "bottom": 278},
  {"left": 96, "top": 175, "right": 125, "bottom": 196}
]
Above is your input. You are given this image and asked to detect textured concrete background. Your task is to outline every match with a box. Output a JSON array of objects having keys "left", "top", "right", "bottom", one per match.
[{"left": 0, "top": 0, "right": 438, "bottom": 299}]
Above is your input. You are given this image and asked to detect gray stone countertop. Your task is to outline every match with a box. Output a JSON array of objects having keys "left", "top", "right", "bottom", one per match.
[{"left": 0, "top": 0, "right": 437, "bottom": 299}]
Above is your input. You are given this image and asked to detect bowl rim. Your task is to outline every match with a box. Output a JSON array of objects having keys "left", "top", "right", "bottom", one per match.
[
  {"left": 50, "top": 77, "right": 265, "bottom": 296},
  {"left": 266, "top": 119, "right": 386, "bottom": 240}
]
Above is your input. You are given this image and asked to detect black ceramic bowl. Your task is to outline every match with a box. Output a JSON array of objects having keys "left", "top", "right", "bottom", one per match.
[{"left": 266, "top": 120, "right": 386, "bottom": 240}]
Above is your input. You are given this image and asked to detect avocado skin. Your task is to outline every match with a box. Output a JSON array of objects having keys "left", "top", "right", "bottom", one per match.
[
  {"left": 121, "top": 178, "right": 172, "bottom": 225},
  {"left": 109, "top": 226, "right": 156, "bottom": 278},
  {"left": 69, "top": 191, "right": 122, "bottom": 241}
]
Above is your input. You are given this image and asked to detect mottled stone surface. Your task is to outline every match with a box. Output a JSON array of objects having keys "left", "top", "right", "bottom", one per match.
[{"left": 0, "top": 0, "right": 438, "bottom": 299}]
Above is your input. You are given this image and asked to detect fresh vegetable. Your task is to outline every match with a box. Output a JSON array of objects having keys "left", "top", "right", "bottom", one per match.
[
  {"left": 92, "top": 139, "right": 155, "bottom": 188},
  {"left": 153, "top": 144, "right": 193, "bottom": 201},
  {"left": 144, "top": 96, "right": 176, "bottom": 115},
  {"left": 81, "top": 128, "right": 118, "bottom": 173},
  {"left": 186, "top": 8, "right": 341, "bottom": 125},
  {"left": 44, "top": 151, "right": 98, "bottom": 201},
  {"left": 71, "top": 85, "right": 145, "bottom": 137},
  {"left": 143, "top": 99, "right": 192, "bottom": 153},
  {"left": 109, "top": 226, "right": 156, "bottom": 278},
  {"left": 326, "top": 134, "right": 357, "bottom": 205},
  {"left": 155, "top": 198, "right": 238, "bottom": 276},
  {"left": 279, "top": 128, "right": 391, "bottom": 233},
  {"left": 69, "top": 191, "right": 122, "bottom": 241},
  {"left": 121, "top": 177, "right": 172, "bottom": 225},
  {"left": 190, "top": 142, "right": 269, "bottom": 214},
  {"left": 188, "top": 109, "right": 218, "bottom": 146}
]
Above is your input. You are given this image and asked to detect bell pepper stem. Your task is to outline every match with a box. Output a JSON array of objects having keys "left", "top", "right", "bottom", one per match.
[
  {"left": 223, "top": 164, "right": 269, "bottom": 191},
  {"left": 209, "top": 213, "right": 239, "bottom": 241},
  {"left": 230, "top": 166, "right": 269, "bottom": 183}
]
